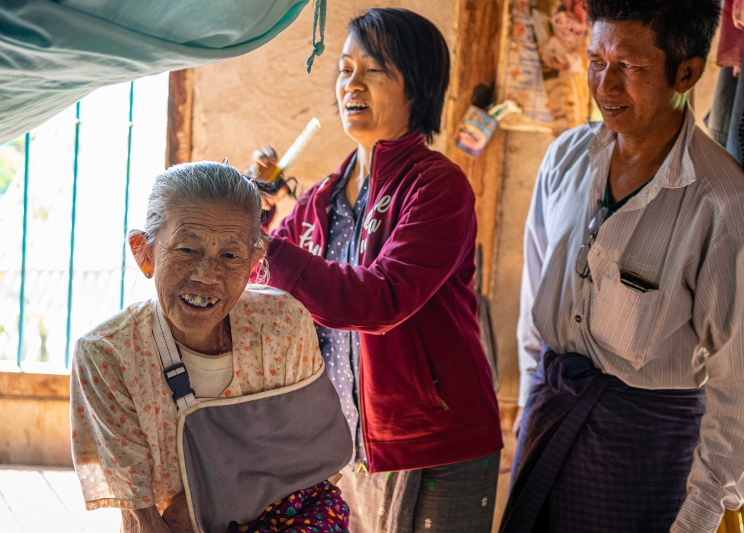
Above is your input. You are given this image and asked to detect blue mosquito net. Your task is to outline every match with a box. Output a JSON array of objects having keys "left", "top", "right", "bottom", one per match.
[{"left": 0, "top": 0, "right": 326, "bottom": 143}]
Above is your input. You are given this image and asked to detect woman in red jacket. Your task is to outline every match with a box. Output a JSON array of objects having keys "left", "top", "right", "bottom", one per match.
[{"left": 251, "top": 8, "right": 502, "bottom": 532}]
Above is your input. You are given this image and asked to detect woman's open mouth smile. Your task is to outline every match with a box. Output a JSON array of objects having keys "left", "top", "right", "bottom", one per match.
[{"left": 345, "top": 100, "right": 370, "bottom": 116}]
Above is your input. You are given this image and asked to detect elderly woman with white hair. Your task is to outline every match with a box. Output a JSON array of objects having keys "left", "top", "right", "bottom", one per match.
[{"left": 70, "top": 161, "right": 352, "bottom": 533}]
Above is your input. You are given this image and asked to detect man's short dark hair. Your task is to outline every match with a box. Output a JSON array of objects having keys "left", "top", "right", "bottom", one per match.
[
  {"left": 348, "top": 8, "right": 450, "bottom": 144},
  {"left": 584, "top": 0, "right": 720, "bottom": 86}
]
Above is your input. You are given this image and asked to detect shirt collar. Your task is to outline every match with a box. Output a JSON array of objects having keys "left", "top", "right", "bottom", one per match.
[
  {"left": 586, "top": 102, "right": 697, "bottom": 211},
  {"left": 330, "top": 153, "right": 356, "bottom": 203}
]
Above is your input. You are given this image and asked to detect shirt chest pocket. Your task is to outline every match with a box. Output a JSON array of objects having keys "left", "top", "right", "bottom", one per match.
[{"left": 589, "top": 263, "right": 664, "bottom": 369}]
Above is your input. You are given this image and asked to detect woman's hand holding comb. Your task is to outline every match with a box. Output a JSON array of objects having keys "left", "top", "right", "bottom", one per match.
[{"left": 243, "top": 146, "right": 289, "bottom": 210}]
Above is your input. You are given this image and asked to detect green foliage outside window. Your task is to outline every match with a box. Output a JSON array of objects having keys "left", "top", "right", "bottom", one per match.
[{"left": 0, "top": 136, "right": 26, "bottom": 195}]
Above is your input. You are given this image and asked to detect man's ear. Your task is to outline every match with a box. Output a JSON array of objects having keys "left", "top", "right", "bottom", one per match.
[
  {"left": 128, "top": 229, "right": 154, "bottom": 277},
  {"left": 675, "top": 56, "right": 705, "bottom": 95}
]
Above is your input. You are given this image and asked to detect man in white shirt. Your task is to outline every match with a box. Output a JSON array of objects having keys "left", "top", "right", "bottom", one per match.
[{"left": 502, "top": 1, "right": 744, "bottom": 532}]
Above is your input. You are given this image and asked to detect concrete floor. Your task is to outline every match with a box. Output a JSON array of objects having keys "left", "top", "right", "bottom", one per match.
[{"left": 0, "top": 465, "right": 121, "bottom": 533}]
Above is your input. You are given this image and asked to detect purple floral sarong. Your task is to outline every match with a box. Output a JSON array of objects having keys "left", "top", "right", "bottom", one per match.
[{"left": 226, "top": 480, "right": 349, "bottom": 533}]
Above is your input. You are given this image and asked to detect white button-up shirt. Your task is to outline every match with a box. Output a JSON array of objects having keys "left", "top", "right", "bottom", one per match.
[{"left": 517, "top": 105, "right": 744, "bottom": 533}]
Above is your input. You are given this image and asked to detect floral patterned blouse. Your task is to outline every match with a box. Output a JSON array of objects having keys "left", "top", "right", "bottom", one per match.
[{"left": 71, "top": 285, "right": 323, "bottom": 512}]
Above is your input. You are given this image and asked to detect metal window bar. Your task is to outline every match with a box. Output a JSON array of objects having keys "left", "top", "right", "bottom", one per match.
[
  {"left": 65, "top": 101, "right": 82, "bottom": 368},
  {"left": 121, "top": 81, "right": 135, "bottom": 309},
  {"left": 16, "top": 133, "right": 31, "bottom": 367}
]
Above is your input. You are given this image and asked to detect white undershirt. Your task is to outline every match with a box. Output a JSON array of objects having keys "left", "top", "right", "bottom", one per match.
[{"left": 177, "top": 344, "right": 233, "bottom": 398}]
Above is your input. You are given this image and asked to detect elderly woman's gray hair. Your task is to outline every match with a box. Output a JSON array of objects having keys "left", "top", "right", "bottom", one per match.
[{"left": 143, "top": 161, "right": 268, "bottom": 258}]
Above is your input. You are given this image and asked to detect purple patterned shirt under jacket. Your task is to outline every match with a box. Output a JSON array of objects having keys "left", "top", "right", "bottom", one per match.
[{"left": 316, "top": 158, "right": 370, "bottom": 467}]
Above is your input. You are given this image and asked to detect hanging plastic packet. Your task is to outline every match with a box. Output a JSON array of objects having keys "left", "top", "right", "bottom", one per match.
[
  {"left": 457, "top": 106, "right": 498, "bottom": 157},
  {"left": 456, "top": 83, "right": 498, "bottom": 157}
]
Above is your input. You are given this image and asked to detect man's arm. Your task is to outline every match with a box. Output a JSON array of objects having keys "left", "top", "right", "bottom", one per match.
[
  {"left": 671, "top": 234, "right": 744, "bottom": 533},
  {"left": 515, "top": 157, "right": 551, "bottom": 427}
]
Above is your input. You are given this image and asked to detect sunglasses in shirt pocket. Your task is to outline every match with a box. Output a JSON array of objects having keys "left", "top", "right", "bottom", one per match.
[
  {"left": 619, "top": 269, "right": 659, "bottom": 293},
  {"left": 591, "top": 263, "right": 664, "bottom": 369}
]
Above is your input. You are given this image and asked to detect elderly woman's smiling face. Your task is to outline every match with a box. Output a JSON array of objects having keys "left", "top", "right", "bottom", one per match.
[{"left": 132, "top": 201, "right": 257, "bottom": 353}]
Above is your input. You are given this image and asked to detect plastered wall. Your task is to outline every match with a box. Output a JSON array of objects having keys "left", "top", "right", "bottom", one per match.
[{"left": 491, "top": 132, "right": 555, "bottom": 405}]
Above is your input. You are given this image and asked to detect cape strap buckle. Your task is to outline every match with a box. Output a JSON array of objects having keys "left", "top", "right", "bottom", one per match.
[{"left": 163, "top": 362, "right": 196, "bottom": 403}]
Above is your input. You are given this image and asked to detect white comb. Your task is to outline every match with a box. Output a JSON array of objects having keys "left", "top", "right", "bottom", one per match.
[{"left": 268, "top": 117, "right": 321, "bottom": 182}]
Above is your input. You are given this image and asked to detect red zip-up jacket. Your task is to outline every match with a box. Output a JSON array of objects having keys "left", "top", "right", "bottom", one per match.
[{"left": 265, "top": 132, "right": 503, "bottom": 473}]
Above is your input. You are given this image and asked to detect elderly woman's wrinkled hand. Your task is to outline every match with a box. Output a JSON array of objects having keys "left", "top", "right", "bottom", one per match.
[
  {"left": 120, "top": 496, "right": 191, "bottom": 533},
  {"left": 121, "top": 507, "right": 174, "bottom": 533},
  {"left": 162, "top": 492, "right": 193, "bottom": 533}
]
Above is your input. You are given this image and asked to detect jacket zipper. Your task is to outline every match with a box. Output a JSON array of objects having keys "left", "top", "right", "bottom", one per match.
[
  {"left": 355, "top": 144, "right": 377, "bottom": 263},
  {"left": 357, "top": 145, "right": 377, "bottom": 469},
  {"left": 359, "top": 350, "right": 372, "bottom": 471},
  {"left": 312, "top": 183, "right": 332, "bottom": 254}
]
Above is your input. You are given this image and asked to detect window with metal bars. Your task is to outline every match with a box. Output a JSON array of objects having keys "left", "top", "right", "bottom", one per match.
[{"left": 0, "top": 74, "right": 168, "bottom": 372}]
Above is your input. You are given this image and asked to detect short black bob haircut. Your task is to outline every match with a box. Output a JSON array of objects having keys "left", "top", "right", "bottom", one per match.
[
  {"left": 348, "top": 8, "right": 450, "bottom": 144},
  {"left": 584, "top": 0, "right": 720, "bottom": 86}
]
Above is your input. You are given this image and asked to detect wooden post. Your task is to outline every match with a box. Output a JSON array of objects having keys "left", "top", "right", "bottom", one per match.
[
  {"left": 444, "top": 4, "right": 517, "bottom": 528},
  {"left": 166, "top": 68, "right": 194, "bottom": 167},
  {"left": 444, "top": 0, "right": 507, "bottom": 297}
]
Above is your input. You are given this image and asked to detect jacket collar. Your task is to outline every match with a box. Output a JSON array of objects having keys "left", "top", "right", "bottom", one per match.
[
  {"left": 324, "top": 132, "right": 428, "bottom": 195},
  {"left": 370, "top": 132, "right": 428, "bottom": 182},
  {"left": 587, "top": 102, "right": 697, "bottom": 211}
]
